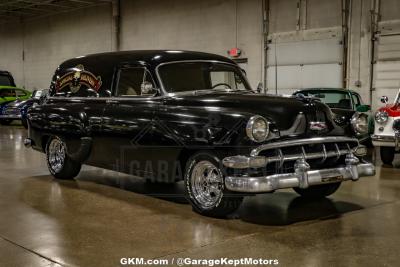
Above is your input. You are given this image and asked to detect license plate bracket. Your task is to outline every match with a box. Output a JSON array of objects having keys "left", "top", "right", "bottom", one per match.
[{"left": 321, "top": 175, "right": 343, "bottom": 183}]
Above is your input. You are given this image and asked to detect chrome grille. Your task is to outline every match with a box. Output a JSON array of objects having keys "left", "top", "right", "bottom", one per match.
[
  {"left": 251, "top": 137, "right": 359, "bottom": 171},
  {"left": 5, "top": 107, "right": 19, "bottom": 115}
]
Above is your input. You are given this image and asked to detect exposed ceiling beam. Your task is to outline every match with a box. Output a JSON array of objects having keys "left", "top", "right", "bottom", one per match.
[{"left": 0, "top": 0, "right": 113, "bottom": 24}]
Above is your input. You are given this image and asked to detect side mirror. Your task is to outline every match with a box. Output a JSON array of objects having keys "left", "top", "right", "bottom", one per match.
[
  {"left": 141, "top": 82, "right": 156, "bottom": 96},
  {"left": 87, "top": 88, "right": 99, "bottom": 98},
  {"left": 105, "top": 90, "right": 112, "bottom": 97},
  {"left": 356, "top": 104, "right": 371, "bottom": 112},
  {"left": 381, "top": 96, "right": 389, "bottom": 104}
]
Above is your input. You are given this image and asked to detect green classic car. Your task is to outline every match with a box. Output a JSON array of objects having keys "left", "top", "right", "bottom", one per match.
[
  {"left": 294, "top": 88, "right": 374, "bottom": 145},
  {"left": 0, "top": 70, "right": 31, "bottom": 104},
  {"left": 0, "top": 86, "right": 31, "bottom": 105}
]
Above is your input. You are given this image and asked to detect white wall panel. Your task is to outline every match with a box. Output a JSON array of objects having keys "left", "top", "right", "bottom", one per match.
[
  {"left": 22, "top": 5, "right": 113, "bottom": 90},
  {"left": 120, "top": 0, "right": 263, "bottom": 89},
  {"left": 0, "top": 23, "right": 24, "bottom": 87},
  {"left": 267, "top": 63, "right": 342, "bottom": 94},
  {"left": 267, "top": 38, "right": 342, "bottom": 66}
]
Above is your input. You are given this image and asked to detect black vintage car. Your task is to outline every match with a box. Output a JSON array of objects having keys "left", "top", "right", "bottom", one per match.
[{"left": 25, "top": 50, "right": 375, "bottom": 217}]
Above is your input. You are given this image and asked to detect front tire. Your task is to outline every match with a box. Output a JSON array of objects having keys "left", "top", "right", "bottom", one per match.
[
  {"left": 46, "top": 136, "right": 81, "bottom": 180},
  {"left": 0, "top": 119, "right": 13, "bottom": 125},
  {"left": 184, "top": 152, "right": 243, "bottom": 218},
  {"left": 21, "top": 118, "right": 28, "bottom": 129},
  {"left": 293, "top": 183, "right": 341, "bottom": 199},
  {"left": 380, "top": 147, "right": 395, "bottom": 165}
]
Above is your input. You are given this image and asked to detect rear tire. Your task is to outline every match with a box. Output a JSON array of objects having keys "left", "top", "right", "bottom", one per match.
[
  {"left": 46, "top": 136, "right": 81, "bottom": 180},
  {"left": 293, "top": 183, "right": 341, "bottom": 199},
  {"left": 184, "top": 152, "right": 243, "bottom": 218},
  {"left": 0, "top": 119, "right": 12, "bottom": 125},
  {"left": 380, "top": 147, "right": 395, "bottom": 165}
]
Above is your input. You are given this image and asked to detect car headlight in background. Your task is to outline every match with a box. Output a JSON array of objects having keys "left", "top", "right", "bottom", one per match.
[
  {"left": 246, "top": 115, "right": 269, "bottom": 142},
  {"left": 351, "top": 112, "right": 369, "bottom": 135},
  {"left": 375, "top": 111, "right": 388, "bottom": 124}
]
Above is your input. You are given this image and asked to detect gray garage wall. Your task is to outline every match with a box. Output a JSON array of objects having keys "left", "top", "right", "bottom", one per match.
[
  {"left": 0, "top": 23, "right": 24, "bottom": 87},
  {"left": 121, "top": 0, "right": 263, "bottom": 89},
  {"left": 0, "top": 0, "right": 263, "bottom": 90},
  {"left": 0, "top": 5, "right": 113, "bottom": 90}
]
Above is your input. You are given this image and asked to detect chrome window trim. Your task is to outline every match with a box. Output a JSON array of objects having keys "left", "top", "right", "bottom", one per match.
[
  {"left": 47, "top": 95, "right": 166, "bottom": 102},
  {"left": 155, "top": 60, "right": 252, "bottom": 95}
]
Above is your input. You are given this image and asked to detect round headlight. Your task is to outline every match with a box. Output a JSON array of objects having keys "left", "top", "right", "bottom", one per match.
[
  {"left": 246, "top": 115, "right": 269, "bottom": 142},
  {"left": 375, "top": 111, "right": 388, "bottom": 124},
  {"left": 351, "top": 113, "right": 368, "bottom": 134}
]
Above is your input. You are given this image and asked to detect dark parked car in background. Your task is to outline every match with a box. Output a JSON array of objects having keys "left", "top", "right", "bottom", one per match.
[
  {"left": 0, "top": 89, "right": 49, "bottom": 127},
  {"left": 25, "top": 51, "right": 375, "bottom": 217},
  {"left": 0, "top": 87, "right": 32, "bottom": 125},
  {"left": 0, "top": 70, "right": 16, "bottom": 87},
  {"left": 294, "top": 88, "right": 373, "bottom": 145}
]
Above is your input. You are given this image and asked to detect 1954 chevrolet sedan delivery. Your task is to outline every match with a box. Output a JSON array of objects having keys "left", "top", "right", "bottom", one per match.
[{"left": 25, "top": 50, "right": 375, "bottom": 217}]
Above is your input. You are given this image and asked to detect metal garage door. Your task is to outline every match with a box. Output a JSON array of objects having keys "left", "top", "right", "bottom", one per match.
[
  {"left": 373, "top": 34, "right": 400, "bottom": 109},
  {"left": 266, "top": 36, "right": 343, "bottom": 95}
]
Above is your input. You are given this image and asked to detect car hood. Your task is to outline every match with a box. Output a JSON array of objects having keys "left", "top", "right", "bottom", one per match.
[
  {"left": 166, "top": 91, "right": 341, "bottom": 132},
  {"left": 7, "top": 99, "right": 34, "bottom": 108}
]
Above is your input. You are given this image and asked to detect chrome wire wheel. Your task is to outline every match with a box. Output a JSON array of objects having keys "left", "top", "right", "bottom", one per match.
[
  {"left": 190, "top": 160, "right": 224, "bottom": 210},
  {"left": 48, "top": 138, "right": 66, "bottom": 173}
]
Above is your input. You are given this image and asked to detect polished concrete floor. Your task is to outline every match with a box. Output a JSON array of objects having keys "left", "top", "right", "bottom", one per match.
[{"left": 1, "top": 124, "right": 400, "bottom": 267}]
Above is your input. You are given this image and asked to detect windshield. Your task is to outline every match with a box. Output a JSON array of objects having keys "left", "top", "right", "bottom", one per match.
[
  {"left": 298, "top": 90, "right": 353, "bottom": 110},
  {"left": 0, "top": 74, "right": 13, "bottom": 86},
  {"left": 159, "top": 62, "right": 251, "bottom": 93}
]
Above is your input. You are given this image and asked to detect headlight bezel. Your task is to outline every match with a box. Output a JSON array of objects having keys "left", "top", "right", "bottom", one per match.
[
  {"left": 375, "top": 111, "right": 389, "bottom": 125},
  {"left": 246, "top": 115, "right": 270, "bottom": 142},
  {"left": 351, "top": 112, "right": 369, "bottom": 135}
]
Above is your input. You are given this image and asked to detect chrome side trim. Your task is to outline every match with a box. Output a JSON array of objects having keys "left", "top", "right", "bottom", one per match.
[
  {"left": 250, "top": 136, "right": 359, "bottom": 157},
  {"left": 225, "top": 162, "right": 375, "bottom": 193}
]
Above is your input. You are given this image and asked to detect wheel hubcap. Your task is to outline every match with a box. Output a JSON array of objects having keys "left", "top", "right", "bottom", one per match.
[
  {"left": 191, "top": 160, "right": 224, "bottom": 209},
  {"left": 48, "top": 138, "right": 66, "bottom": 173}
]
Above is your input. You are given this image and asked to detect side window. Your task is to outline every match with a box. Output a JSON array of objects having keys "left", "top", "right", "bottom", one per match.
[
  {"left": 0, "top": 75, "right": 13, "bottom": 86},
  {"left": 1, "top": 89, "right": 16, "bottom": 97},
  {"left": 352, "top": 93, "right": 361, "bottom": 108},
  {"left": 117, "top": 68, "right": 155, "bottom": 97},
  {"left": 16, "top": 90, "right": 27, "bottom": 97}
]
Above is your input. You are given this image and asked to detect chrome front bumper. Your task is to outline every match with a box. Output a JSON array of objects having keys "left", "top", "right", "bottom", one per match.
[
  {"left": 372, "top": 134, "right": 399, "bottom": 149},
  {"left": 224, "top": 160, "right": 375, "bottom": 193},
  {"left": 222, "top": 136, "right": 375, "bottom": 193}
]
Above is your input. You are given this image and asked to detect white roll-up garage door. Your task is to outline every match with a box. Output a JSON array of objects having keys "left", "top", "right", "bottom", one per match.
[
  {"left": 373, "top": 34, "right": 400, "bottom": 109},
  {"left": 266, "top": 34, "right": 344, "bottom": 95}
]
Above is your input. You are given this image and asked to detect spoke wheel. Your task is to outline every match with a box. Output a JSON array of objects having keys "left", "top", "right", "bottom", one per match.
[
  {"left": 48, "top": 138, "right": 66, "bottom": 174},
  {"left": 45, "top": 136, "right": 81, "bottom": 180},
  {"left": 191, "top": 160, "right": 224, "bottom": 210},
  {"left": 184, "top": 152, "right": 243, "bottom": 218}
]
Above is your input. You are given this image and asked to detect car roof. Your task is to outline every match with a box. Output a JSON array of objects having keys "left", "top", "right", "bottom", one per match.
[
  {"left": 296, "top": 88, "right": 359, "bottom": 94},
  {"left": 60, "top": 50, "right": 236, "bottom": 69}
]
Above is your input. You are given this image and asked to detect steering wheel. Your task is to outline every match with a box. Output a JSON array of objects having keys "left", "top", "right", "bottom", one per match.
[{"left": 212, "top": 83, "right": 232, "bottom": 89}]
